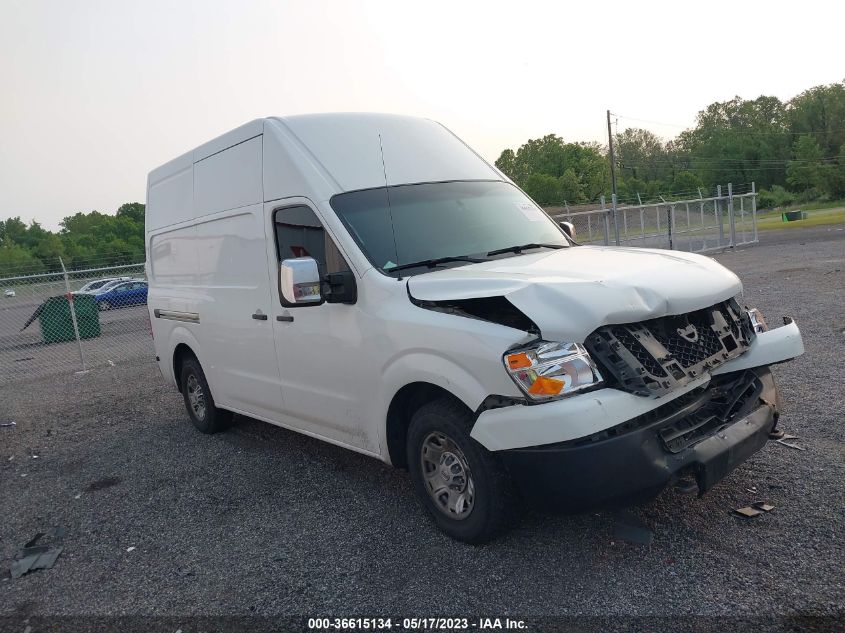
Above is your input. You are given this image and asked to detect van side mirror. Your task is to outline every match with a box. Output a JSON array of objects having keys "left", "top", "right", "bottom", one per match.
[
  {"left": 559, "top": 221, "right": 576, "bottom": 240},
  {"left": 279, "top": 257, "right": 323, "bottom": 305}
]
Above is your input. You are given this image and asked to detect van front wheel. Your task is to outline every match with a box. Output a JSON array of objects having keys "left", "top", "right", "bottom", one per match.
[
  {"left": 407, "top": 398, "right": 518, "bottom": 544},
  {"left": 179, "top": 356, "right": 232, "bottom": 434}
]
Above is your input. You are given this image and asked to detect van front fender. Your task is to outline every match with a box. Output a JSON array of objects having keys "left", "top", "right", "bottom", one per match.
[{"left": 380, "top": 351, "right": 497, "bottom": 414}]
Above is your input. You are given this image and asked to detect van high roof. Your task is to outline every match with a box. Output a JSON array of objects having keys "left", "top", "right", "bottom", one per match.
[{"left": 146, "top": 114, "right": 502, "bottom": 231}]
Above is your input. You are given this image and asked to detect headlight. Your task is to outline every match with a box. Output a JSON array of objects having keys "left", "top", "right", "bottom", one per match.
[
  {"left": 747, "top": 308, "right": 768, "bottom": 333},
  {"left": 504, "top": 341, "right": 603, "bottom": 401}
]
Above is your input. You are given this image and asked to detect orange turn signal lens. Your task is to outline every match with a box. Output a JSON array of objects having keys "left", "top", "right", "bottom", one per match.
[
  {"left": 527, "top": 376, "right": 565, "bottom": 396},
  {"left": 506, "top": 352, "right": 532, "bottom": 370}
]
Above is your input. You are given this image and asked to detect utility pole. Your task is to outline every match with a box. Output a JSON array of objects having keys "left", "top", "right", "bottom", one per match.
[
  {"left": 606, "top": 109, "right": 618, "bottom": 199},
  {"left": 606, "top": 110, "right": 620, "bottom": 245}
]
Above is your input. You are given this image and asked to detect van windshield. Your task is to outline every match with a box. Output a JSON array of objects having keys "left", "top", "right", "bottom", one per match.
[{"left": 330, "top": 181, "right": 568, "bottom": 275}]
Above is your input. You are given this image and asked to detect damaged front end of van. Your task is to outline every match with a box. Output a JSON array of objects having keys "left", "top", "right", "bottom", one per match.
[{"left": 407, "top": 250, "right": 804, "bottom": 511}]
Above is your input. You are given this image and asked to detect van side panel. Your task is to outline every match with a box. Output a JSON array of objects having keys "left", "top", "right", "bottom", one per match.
[
  {"left": 149, "top": 226, "right": 199, "bottom": 287},
  {"left": 194, "top": 136, "right": 263, "bottom": 217},
  {"left": 147, "top": 153, "right": 193, "bottom": 230},
  {"left": 193, "top": 207, "right": 284, "bottom": 418}
]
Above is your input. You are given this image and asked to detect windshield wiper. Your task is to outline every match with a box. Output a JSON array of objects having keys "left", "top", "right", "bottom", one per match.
[
  {"left": 486, "top": 243, "right": 566, "bottom": 256},
  {"left": 386, "top": 255, "right": 487, "bottom": 273}
]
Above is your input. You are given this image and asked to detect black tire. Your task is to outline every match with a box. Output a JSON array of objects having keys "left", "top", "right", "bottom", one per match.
[
  {"left": 407, "top": 397, "right": 518, "bottom": 544},
  {"left": 179, "top": 356, "right": 232, "bottom": 434},
  {"left": 98, "top": 300, "right": 110, "bottom": 311}
]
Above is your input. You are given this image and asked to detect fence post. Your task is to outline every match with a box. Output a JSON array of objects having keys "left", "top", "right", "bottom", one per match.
[
  {"left": 751, "top": 181, "right": 758, "bottom": 244},
  {"left": 60, "top": 257, "right": 87, "bottom": 374},
  {"left": 600, "top": 196, "right": 610, "bottom": 245},
  {"left": 611, "top": 193, "right": 620, "bottom": 246},
  {"left": 716, "top": 185, "right": 725, "bottom": 246},
  {"left": 668, "top": 203, "right": 675, "bottom": 250},
  {"left": 727, "top": 183, "right": 736, "bottom": 248}
]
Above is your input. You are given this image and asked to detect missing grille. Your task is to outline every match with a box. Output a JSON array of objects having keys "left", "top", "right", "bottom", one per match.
[{"left": 585, "top": 300, "right": 753, "bottom": 397}]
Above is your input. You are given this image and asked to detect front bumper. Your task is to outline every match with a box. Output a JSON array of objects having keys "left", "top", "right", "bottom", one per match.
[
  {"left": 499, "top": 368, "right": 779, "bottom": 510},
  {"left": 471, "top": 317, "right": 802, "bottom": 451}
]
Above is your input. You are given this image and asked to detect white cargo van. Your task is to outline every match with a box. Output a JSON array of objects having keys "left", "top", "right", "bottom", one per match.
[{"left": 146, "top": 114, "right": 804, "bottom": 542}]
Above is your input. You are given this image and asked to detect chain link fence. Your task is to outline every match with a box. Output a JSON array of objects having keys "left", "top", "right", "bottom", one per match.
[
  {"left": 0, "top": 260, "right": 152, "bottom": 386},
  {"left": 549, "top": 183, "right": 758, "bottom": 252}
]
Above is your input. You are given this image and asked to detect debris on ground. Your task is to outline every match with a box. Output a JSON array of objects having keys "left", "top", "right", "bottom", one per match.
[
  {"left": 126, "top": 546, "right": 136, "bottom": 552},
  {"left": 0, "top": 421, "right": 16, "bottom": 428},
  {"left": 776, "top": 439, "right": 806, "bottom": 450},
  {"left": 754, "top": 502, "right": 776, "bottom": 512},
  {"left": 733, "top": 506, "right": 763, "bottom": 518},
  {"left": 612, "top": 511, "right": 654, "bottom": 545},
  {"left": 9, "top": 528, "right": 67, "bottom": 579}
]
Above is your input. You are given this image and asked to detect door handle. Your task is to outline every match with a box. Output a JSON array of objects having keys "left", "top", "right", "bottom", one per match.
[
  {"left": 252, "top": 312, "right": 268, "bottom": 321},
  {"left": 276, "top": 315, "right": 294, "bottom": 322}
]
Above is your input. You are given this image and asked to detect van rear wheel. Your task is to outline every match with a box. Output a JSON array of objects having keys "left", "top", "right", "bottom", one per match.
[
  {"left": 407, "top": 397, "right": 518, "bottom": 544},
  {"left": 180, "top": 356, "right": 232, "bottom": 434}
]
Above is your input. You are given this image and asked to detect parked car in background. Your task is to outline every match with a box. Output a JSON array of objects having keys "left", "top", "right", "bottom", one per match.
[
  {"left": 77, "top": 276, "right": 130, "bottom": 294},
  {"left": 92, "top": 280, "right": 148, "bottom": 311},
  {"left": 3, "top": 289, "right": 15, "bottom": 297},
  {"left": 76, "top": 278, "right": 130, "bottom": 297}
]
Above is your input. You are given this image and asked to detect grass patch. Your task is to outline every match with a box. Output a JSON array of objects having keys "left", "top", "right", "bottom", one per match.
[
  {"left": 756, "top": 206, "right": 845, "bottom": 231},
  {"left": 781, "top": 199, "right": 845, "bottom": 212},
  {"left": 758, "top": 199, "right": 845, "bottom": 213}
]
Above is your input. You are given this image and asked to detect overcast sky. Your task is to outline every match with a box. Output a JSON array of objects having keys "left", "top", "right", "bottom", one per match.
[{"left": 2, "top": 0, "right": 843, "bottom": 229}]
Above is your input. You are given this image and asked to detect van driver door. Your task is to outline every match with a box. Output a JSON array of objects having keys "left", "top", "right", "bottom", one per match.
[{"left": 265, "top": 202, "right": 371, "bottom": 451}]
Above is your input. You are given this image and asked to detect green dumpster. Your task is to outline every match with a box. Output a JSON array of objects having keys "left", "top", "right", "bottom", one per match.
[
  {"left": 781, "top": 210, "right": 807, "bottom": 222},
  {"left": 34, "top": 295, "right": 101, "bottom": 344}
]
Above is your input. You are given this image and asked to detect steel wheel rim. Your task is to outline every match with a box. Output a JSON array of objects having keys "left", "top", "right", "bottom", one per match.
[
  {"left": 186, "top": 373, "right": 206, "bottom": 421},
  {"left": 420, "top": 431, "right": 475, "bottom": 520}
]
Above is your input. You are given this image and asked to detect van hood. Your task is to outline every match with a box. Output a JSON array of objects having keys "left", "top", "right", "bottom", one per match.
[{"left": 406, "top": 246, "right": 742, "bottom": 342}]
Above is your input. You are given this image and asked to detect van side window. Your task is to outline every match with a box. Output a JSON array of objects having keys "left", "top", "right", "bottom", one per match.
[{"left": 274, "top": 206, "right": 350, "bottom": 274}]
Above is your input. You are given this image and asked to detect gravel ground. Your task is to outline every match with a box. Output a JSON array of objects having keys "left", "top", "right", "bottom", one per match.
[{"left": 0, "top": 226, "right": 843, "bottom": 624}]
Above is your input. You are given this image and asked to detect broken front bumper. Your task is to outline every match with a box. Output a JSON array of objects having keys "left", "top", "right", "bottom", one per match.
[{"left": 497, "top": 368, "right": 780, "bottom": 510}]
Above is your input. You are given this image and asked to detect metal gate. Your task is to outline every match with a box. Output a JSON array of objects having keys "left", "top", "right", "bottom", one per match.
[{"left": 552, "top": 183, "right": 758, "bottom": 253}]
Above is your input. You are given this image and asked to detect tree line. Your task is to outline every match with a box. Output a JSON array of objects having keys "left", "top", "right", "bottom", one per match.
[
  {"left": 495, "top": 81, "right": 845, "bottom": 209},
  {"left": 0, "top": 203, "right": 145, "bottom": 276}
]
